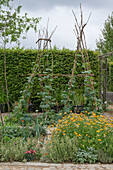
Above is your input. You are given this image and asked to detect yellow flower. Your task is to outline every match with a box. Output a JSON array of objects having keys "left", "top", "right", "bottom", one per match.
[
  {"left": 74, "top": 132, "right": 78, "bottom": 135},
  {"left": 70, "top": 117, "right": 74, "bottom": 121},
  {"left": 59, "top": 113, "right": 62, "bottom": 115},
  {"left": 63, "top": 133, "right": 65, "bottom": 135},
  {"left": 59, "top": 119, "right": 62, "bottom": 123},
  {"left": 96, "top": 130, "right": 100, "bottom": 133},
  {"left": 78, "top": 134, "right": 81, "bottom": 137},
  {"left": 98, "top": 139, "right": 101, "bottom": 141}
]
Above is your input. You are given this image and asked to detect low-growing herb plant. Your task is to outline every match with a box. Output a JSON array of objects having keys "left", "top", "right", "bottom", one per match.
[
  {"left": 43, "top": 136, "right": 77, "bottom": 163},
  {"left": 73, "top": 147, "right": 98, "bottom": 164},
  {"left": 0, "top": 137, "right": 42, "bottom": 162},
  {"left": 97, "top": 148, "right": 113, "bottom": 163},
  {"left": 0, "top": 137, "right": 28, "bottom": 162}
]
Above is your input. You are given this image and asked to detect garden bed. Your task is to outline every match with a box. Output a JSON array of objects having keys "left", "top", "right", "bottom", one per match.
[{"left": 1, "top": 111, "right": 113, "bottom": 164}]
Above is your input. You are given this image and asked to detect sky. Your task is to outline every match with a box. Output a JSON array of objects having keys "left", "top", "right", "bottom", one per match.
[{"left": 9, "top": 0, "right": 113, "bottom": 50}]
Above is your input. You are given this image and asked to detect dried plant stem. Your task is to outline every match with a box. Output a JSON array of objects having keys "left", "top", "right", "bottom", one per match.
[
  {"left": 0, "top": 109, "right": 4, "bottom": 127},
  {"left": 66, "top": 7, "right": 88, "bottom": 107},
  {"left": 66, "top": 5, "right": 97, "bottom": 110},
  {"left": 4, "top": 44, "right": 10, "bottom": 122}
]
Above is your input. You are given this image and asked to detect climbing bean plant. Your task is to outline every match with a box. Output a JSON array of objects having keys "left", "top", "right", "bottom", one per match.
[{"left": 0, "top": 48, "right": 100, "bottom": 109}]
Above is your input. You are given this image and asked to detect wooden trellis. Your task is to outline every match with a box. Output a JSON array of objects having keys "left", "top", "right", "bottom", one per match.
[
  {"left": 99, "top": 51, "right": 113, "bottom": 107},
  {"left": 22, "top": 5, "right": 97, "bottom": 113}
]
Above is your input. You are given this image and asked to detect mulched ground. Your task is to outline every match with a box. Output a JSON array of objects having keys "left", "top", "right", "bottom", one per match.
[{"left": 1, "top": 105, "right": 113, "bottom": 120}]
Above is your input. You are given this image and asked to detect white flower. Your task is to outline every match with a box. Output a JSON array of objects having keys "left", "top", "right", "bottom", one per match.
[{"left": 104, "top": 101, "right": 107, "bottom": 104}]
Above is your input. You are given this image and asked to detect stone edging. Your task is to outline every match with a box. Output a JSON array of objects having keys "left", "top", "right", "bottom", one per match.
[{"left": 0, "top": 162, "right": 113, "bottom": 170}]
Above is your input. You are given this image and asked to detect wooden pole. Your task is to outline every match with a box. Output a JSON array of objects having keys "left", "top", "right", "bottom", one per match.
[
  {"left": 0, "top": 109, "right": 4, "bottom": 127},
  {"left": 21, "top": 73, "right": 94, "bottom": 77},
  {"left": 100, "top": 56, "right": 103, "bottom": 103}
]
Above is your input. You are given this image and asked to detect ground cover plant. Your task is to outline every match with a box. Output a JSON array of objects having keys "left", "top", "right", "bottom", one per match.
[{"left": 43, "top": 112, "right": 113, "bottom": 163}]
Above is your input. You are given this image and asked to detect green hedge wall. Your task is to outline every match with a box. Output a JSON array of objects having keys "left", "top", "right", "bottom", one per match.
[
  {"left": 0, "top": 48, "right": 100, "bottom": 108},
  {"left": 108, "top": 61, "right": 113, "bottom": 92}
]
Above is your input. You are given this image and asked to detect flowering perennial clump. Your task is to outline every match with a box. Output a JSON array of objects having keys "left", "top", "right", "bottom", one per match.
[
  {"left": 44, "top": 112, "right": 113, "bottom": 163},
  {"left": 48, "top": 112, "right": 113, "bottom": 150},
  {"left": 25, "top": 149, "right": 37, "bottom": 161}
]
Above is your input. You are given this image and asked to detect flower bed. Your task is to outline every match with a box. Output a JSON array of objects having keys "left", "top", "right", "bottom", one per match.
[
  {"left": 1, "top": 111, "right": 113, "bottom": 164},
  {"left": 43, "top": 112, "right": 113, "bottom": 163}
]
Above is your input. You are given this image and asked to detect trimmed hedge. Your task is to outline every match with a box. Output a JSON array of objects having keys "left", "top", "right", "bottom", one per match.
[
  {"left": 108, "top": 61, "right": 113, "bottom": 92},
  {"left": 0, "top": 48, "right": 100, "bottom": 109}
]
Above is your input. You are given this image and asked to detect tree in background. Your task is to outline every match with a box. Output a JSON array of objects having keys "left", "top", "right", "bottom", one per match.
[
  {"left": 96, "top": 12, "right": 113, "bottom": 93},
  {"left": 96, "top": 12, "right": 113, "bottom": 54},
  {"left": 0, "top": 0, "right": 41, "bottom": 119}
]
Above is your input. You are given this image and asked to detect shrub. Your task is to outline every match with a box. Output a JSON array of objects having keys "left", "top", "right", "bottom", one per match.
[{"left": 43, "top": 136, "right": 77, "bottom": 163}]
